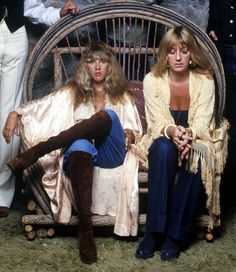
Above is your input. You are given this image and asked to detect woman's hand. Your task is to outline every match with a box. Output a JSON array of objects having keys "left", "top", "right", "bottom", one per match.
[
  {"left": 2, "top": 111, "right": 19, "bottom": 144},
  {"left": 176, "top": 126, "right": 193, "bottom": 159},
  {"left": 209, "top": 30, "right": 218, "bottom": 42},
  {"left": 171, "top": 126, "right": 184, "bottom": 148},
  {"left": 166, "top": 125, "right": 192, "bottom": 159},
  {"left": 60, "top": 0, "right": 80, "bottom": 17},
  {"left": 124, "top": 128, "right": 135, "bottom": 149}
]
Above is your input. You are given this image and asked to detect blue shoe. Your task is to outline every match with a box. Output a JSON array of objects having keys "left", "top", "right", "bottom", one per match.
[
  {"left": 135, "top": 232, "right": 163, "bottom": 260},
  {"left": 135, "top": 248, "right": 155, "bottom": 259},
  {"left": 160, "top": 238, "right": 181, "bottom": 261}
]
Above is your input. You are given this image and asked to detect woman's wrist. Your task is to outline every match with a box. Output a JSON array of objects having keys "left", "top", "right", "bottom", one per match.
[
  {"left": 163, "top": 124, "right": 177, "bottom": 139},
  {"left": 9, "top": 111, "right": 19, "bottom": 118}
]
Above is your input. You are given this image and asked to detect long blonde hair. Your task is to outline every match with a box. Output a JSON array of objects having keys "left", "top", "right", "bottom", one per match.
[
  {"left": 65, "top": 42, "right": 130, "bottom": 107},
  {"left": 152, "top": 26, "right": 213, "bottom": 77}
]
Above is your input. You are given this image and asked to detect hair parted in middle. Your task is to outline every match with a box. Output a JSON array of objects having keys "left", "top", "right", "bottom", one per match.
[
  {"left": 65, "top": 42, "right": 130, "bottom": 107},
  {"left": 152, "top": 26, "right": 213, "bottom": 77}
]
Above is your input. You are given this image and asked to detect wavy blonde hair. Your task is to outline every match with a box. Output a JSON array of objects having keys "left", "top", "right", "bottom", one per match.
[
  {"left": 152, "top": 26, "right": 213, "bottom": 77},
  {"left": 65, "top": 42, "right": 131, "bottom": 107}
]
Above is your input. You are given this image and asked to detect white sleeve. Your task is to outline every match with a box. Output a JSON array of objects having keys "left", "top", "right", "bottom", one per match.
[{"left": 24, "top": 0, "right": 60, "bottom": 26}]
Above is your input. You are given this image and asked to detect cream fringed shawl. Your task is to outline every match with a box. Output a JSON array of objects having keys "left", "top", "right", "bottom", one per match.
[
  {"left": 135, "top": 71, "right": 229, "bottom": 231},
  {"left": 16, "top": 88, "right": 143, "bottom": 236}
]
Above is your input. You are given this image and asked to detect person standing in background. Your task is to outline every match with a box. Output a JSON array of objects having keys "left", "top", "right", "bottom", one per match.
[
  {"left": 0, "top": 0, "right": 79, "bottom": 217},
  {"left": 207, "top": 0, "right": 236, "bottom": 205}
]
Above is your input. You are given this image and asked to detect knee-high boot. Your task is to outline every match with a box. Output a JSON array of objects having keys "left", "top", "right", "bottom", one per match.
[
  {"left": 67, "top": 151, "right": 97, "bottom": 265},
  {"left": 7, "top": 110, "right": 112, "bottom": 173}
]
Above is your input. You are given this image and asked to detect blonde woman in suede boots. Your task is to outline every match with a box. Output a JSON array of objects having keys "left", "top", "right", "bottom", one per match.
[{"left": 3, "top": 42, "right": 142, "bottom": 265}]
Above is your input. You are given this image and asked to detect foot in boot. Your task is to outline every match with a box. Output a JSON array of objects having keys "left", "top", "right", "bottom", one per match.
[
  {"left": 80, "top": 244, "right": 97, "bottom": 265},
  {"left": 7, "top": 156, "right": 27, "bottom": 174},
  {"left": 160, "top": 237, "right": 182, "bottom": 261},
  {"left": 78, "top": 218, "right": 97, "bottom": 265},
  {"left": 135, "top": 232, "right": 165, "bottom": 259},
  {"left": 7, "top": 147, "right": 39, "bottom": 174}
]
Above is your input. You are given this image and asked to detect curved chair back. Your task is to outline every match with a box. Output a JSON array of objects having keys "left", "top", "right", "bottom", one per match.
[{"left": 23, "top": 1, "right": 225, "bottom": 126}]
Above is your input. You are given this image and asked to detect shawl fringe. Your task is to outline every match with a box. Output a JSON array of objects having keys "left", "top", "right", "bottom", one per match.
[{"left": 188, "top": 118, "right": 229, "bottom": 229}]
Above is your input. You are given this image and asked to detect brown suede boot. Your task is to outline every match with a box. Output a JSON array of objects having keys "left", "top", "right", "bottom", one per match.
[
  {"left": 7, "top": 110, "right": 112, "bottom": 174},
  {"left": 67, "top": 151, "right": 97, "bottom": 265}
]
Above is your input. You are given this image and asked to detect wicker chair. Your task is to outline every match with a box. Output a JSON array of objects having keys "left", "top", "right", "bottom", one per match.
[{"left": 19, "top": 1, "right": 225, "bottom": 241}]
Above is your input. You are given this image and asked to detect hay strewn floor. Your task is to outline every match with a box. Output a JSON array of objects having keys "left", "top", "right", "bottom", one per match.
[{"left": 1, "top": 196, "right": 236, "bottom": 272}]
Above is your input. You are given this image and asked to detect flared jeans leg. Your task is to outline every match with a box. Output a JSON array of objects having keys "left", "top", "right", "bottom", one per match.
[
  {"left": 146, "top": 137, "right": 202, "bottom": 241},
  {"left": 63, "top": 109, "right": 126, "bottom": 169},
  {"left": 146, "top": 137, "right": 178, "bottom": 233},
  {"left": 167, "top": 161, "right": 202, "bottom": 241}
]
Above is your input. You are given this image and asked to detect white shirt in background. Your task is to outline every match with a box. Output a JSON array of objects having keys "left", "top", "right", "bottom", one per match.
[{"left": 24, "top": 0, "right": 61, "bottom": 26}]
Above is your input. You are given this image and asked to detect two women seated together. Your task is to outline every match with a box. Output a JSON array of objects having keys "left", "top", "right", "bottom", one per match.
[{"left": 3, "top": 26, "right": 228, "bottom": 265}]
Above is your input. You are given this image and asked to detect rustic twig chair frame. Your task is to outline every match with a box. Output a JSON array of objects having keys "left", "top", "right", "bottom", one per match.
[{"left": 20, "top": 2, "right": 225, "bottom": 240}]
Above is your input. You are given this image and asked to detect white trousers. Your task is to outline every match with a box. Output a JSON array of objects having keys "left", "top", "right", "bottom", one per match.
[{"left": 0, "top": 20, "right": 28, "bottom": 207}]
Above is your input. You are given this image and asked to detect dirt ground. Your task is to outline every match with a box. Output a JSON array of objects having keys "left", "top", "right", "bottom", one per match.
[{"left": 1, "top": 191, "right": 236, "bottom": 272}]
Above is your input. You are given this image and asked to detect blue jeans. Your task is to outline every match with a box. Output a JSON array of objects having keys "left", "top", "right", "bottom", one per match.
[
  {"left": 63, "top": 109, "right": 126, "bottom": 169},
  {"left": 146, "top": 137, "right": 202, "bottom": 241}
]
